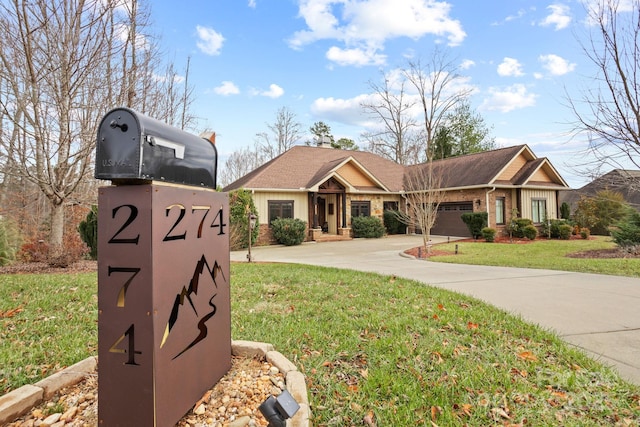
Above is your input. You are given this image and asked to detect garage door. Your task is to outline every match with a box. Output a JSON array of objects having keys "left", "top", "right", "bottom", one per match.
[{"left": 431, "top": 202, "right": 473, "bottom": 237}]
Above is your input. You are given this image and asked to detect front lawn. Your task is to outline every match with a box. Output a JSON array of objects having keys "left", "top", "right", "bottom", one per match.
[
  {"left": 428, "top": 236, "right": 640, "bottom": 277},
  {"left": 4, "top": 264, "right": 638, "bottom": 425}
]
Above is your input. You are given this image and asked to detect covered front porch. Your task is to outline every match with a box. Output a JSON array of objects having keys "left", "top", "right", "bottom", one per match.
[{"left": 307, "top": 177, "right": 352, "bottom": 241}]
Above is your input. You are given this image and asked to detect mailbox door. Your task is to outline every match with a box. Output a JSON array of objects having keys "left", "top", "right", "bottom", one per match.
[{"left": 95, "top": 109, "right": 143, "bottom": 180}]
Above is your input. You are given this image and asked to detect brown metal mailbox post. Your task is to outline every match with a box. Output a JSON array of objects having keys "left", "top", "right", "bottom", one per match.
[{"left": 96, "top": 109, "right": 230, "bottom": 426}]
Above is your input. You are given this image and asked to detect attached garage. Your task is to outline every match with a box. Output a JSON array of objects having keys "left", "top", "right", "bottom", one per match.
[{"left": 431, "top": 202, "right": 473, "bottom": 237}]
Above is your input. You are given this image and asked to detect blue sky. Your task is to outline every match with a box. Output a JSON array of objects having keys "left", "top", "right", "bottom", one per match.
[{"left": 149, "top": 0, "right": 614, "bottom": 188}]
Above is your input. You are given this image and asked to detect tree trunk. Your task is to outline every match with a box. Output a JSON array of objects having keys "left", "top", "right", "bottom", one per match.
[{"left": 49, "top": 200, "right": 65, "bottom": 254}]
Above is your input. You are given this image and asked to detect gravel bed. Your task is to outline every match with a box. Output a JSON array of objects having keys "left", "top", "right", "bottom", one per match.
[{"left": 7, "top": 356, "right": 283, "bottom": 427}]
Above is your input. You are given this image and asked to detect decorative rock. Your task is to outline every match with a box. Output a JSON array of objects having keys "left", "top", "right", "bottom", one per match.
[
  {"left": 61, "top": 406, "right": 78, "bottom": 421},
  {"left": 41, "top": 413, "right": 61, "bottom": 426},
  {"left": 266, "top": 351, "right": 297, "bottom": 375},
  {"left": 229, "top": 415, "right": 251, "bottom": 427},
  {"left": 193, "top": 404, "right": 206, "bottom": 415}
]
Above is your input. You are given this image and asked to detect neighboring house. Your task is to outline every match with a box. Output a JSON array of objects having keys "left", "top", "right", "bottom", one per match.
[
  {"left": 559, "top": 169, "right": 640, "bottom": 212},
  {"left": 223, "top": 143, "right": 570, "bottom": 243}
]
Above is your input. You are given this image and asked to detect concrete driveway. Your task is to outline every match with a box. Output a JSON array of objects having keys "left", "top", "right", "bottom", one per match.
[{"left": 231, "top": 235, "right": 640, "bottom": 386}]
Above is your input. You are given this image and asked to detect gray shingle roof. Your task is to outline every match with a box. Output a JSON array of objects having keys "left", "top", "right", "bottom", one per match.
[{"left": 223, "top": 144, "right": 568, "bottom": 192}]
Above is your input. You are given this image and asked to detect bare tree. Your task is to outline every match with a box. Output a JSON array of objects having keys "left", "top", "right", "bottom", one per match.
[
  {"left": 399, "top": 50, "right": 472, "bottom": 250},
  {"left": 0, "top": 0, "right": 196, "bottom": 256},
  {"left": 568, "top": 0, "right": 640, "bottom": 181},
  {"left": 404, "top": 49, "right": 473, "bottom": 161},
  {"left": 361, "top": 73, "right": 421, "bottom": 165},
  {"left": 255, "top": 106, "right": 303, "bottom": 160},
  {"left": 400, "top": 163, "right": 446, "bottom": 251},
  {"left": 219, "top": 144, "right": 267, "bottom": 188}
]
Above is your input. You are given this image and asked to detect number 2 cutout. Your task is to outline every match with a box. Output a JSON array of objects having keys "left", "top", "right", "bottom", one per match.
[{"left": 108, "top": 204, "right": 140, "bottom": 244}]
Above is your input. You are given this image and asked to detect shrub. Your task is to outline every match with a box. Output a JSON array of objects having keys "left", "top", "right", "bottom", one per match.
[
  {"left": 352, "top": 216, "right": 385, "bottom": 238},
  {"left": 580, "top": 228, "right": 590, "bottom": 239},
  {"left": 560, "top": 202, "right": 571, "bottom": 220},
  {"left": 481, "top": 227, "right": 496, "bottom": 242},
  {"left": 78, "top": 205, "right": 98, "bottom": 259},
  {"left": 610, "top": 212, "right": 640, "bottom": 249},
  {"left": 542, "top": 219, "right": 571, "bottom": 239},
  {"left": 0, "top": 217, "right": 21, "bottom": 266},
  {"left": 510, "top": 218, "right": 533, "bottom": 238},
  {"left": 461, "top": 212, "right": 488, "bottom": 239},
  {"left": 573, "top": 190, "right": 634, "bottom": 235},
  {"left": 20, "top": 237, "right": 49, "bottom": 263},
  {"left": 558, "top": 224, "right": 573, "bottom": 240},
  {"left": 522, "top": 224, "right": 538, "bottom": 240},
  {"left": 271, "top": 218, "right": 307, "bottom": 246},
  {"left": 383, "top": 210, "right": 406, "bottom": 235},
  {"left": 229, "top": 189, "right": 258, "bottom": 250}
]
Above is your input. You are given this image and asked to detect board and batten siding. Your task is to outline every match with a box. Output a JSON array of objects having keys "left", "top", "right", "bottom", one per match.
[
  {"left": 520, "top": 189, "right": 558, "bottom": 221},
  {"left": 253, "top": 192, "right": 309, "bottom": 224}
]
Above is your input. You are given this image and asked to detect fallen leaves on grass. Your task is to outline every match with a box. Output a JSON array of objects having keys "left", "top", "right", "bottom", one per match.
[{"left": 0, "top": 306, "right": 23, "bottom": 318}]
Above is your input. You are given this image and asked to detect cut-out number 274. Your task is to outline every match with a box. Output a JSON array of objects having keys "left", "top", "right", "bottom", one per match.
[{"left": 163, "top": 205, "right": 226, "bottom": 242}]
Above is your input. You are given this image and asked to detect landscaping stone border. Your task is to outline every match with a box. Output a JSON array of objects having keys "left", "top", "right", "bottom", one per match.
[{"left": 0, "top": 340, "right": 310, "bottom": 427}]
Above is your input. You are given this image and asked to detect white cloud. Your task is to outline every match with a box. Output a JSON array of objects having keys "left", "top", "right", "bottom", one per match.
[
  {"left": 196, "top": 25, "right": 225, "bottom": 56},
  {"left": 326, "top": 46, "right": 386, "bottom": 67},
  {"left": 257, "top": 84, "right": 284, "bottom": 98},
  {"left": 480, "top": 84, "right": 538, "bottom": 113},
  {"left": 540, "top": 4, "right": 571, "bottom": 30},
  {"left": 538, "top": 54, "right": 576, "bottom": 76},
  {"left": 497, "top": 57, "right": 524, "bottom": 77},
  {"left": 311, "top": 94, "right": 373, "bottom": 127},
  {"left": 288, "top": 0, "right": 466, "bottom": 67},
  {"left": 214, "top": 81, "right": 240, "bottom": 96},
  {"left": 248, "top": 0, "right": 256, "bottom": 8},
  {"left": 460, "top": 59, "right": 475, "bottom": 70}
]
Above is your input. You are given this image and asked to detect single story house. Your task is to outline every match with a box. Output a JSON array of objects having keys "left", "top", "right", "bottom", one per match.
[{"left": 223, "top": 143, "right": 570, "bottom": 244}]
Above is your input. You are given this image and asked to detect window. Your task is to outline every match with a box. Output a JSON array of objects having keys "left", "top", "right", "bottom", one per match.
[
  {"left": 531, "top": 199, "right": 546, "bottom": 223},
  {"left": 383, "top": 201, "right": 398, "bottom": 211},
  {"left": 351, "top": 201, "right": 370, "bottom": 217},
  {"left": 268, "top": 200, "right": 293, "bottom": 225},
  {"left": 496, "top": 198, "right": 505, "bottom": 225}
]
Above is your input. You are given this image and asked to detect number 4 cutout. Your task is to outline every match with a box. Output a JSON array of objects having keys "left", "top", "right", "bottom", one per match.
[{"left": 109, "top": 324, "right": 142, "bottom": 365}]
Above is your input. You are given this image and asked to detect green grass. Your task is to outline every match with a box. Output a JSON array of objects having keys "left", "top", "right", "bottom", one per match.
[
  {"left": 430, "top": 236, "right": 640, "bottom": 277},
  {"left": 2, "top": 263, "right": 639, "bottom": 426},
  {"left": 0, "top": 273, "right": 97, "bottom": 393}
]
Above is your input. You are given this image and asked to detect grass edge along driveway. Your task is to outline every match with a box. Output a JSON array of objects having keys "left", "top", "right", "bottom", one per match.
[
  {"left": 2, "top": 262, "right": 639, "bottom": 426},
  {"left": 429, "top": 236, "right": 640, "bottom": 278}
]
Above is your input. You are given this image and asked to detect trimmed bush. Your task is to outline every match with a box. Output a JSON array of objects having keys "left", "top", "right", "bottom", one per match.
[
  {"left": 461, "top": 212, "right": 488, "bottom": 239},
  {"left": 610, "top": 212, "right": 640, "bottom": 249},
  {"left": 78, "top": 205, "right": 98, "bottom": 259},
  {"left": 352, "top": 216, "right": 385, "bottom": 238},
  {"left": 522, "top": 224, "right": 538, "bottom": 240},
  {"left": 560, "top": 202, "right": 571, "bottom": 220},
  {"left": 558, "top": 224, "right": 573, "bottom": 240},
  {"left": 542, "top": 219, "right": 571, "bottom": 239},
  {"left": 383, "top": 210, "right": 406, "bottom": 235},
  {"left": 580, "top": 228, "right": 590, "bottom": 239},
  {"left": 271, "top": 218, "right": 307, "bottom": 246},
  {"left": 481, "top": 227, "right": 496, "bottom": 242},
  {"left": 511, "top": 218, "right": 533, "bottom": 238}
]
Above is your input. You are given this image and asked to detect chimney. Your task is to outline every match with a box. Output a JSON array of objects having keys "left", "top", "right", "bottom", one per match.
[{"left": 317, "top": 134, "right": 332, "bottom": 148}]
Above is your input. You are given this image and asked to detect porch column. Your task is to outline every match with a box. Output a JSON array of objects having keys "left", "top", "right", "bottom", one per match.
[
  {"left": 341, "top": 193, "right": 347, "bottom": 228},
  {"left": 312, "top": 192, "right": 319, "bottom": 228}
]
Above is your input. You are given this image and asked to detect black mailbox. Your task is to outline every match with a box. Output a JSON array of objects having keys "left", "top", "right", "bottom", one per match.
[{"left": 95, "top": 107, "right": 217, "bottom": 188}]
